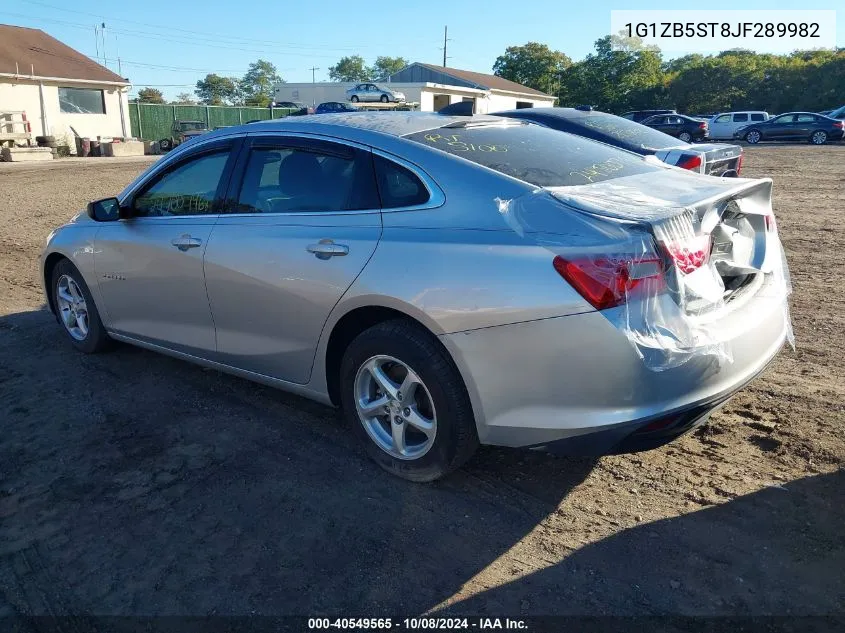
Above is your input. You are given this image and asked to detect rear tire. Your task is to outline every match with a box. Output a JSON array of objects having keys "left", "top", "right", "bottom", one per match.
[
  {"left": 350, "top": 95, "right": 359, "bottom": 103},
  {"left": 159, "top": 138, "right": 173, "bottom": 151},
  {"left": 51, "top": 259, "right": 111, "bottom": 354},
  {"left": 745, "top": 129, "right": 761, "bottom": 144},
  {"left": 340, "top": 319, "right": 478, "bottom": 482},
  {"left": 810, "top": 130, "right": 828, "bottom": 145},
  {"left": 678, "top": 131, "right": 692, "bottom": 143}
]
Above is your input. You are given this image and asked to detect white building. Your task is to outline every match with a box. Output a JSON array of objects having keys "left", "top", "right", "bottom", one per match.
[
  {"left": 0, "top": 24, "right": 131, "bottom": 146},
  {"left": 275, "top": 62, "right": 555, "bottom": 113}
]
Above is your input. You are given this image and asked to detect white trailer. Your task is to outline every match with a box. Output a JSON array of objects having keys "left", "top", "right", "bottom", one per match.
[{"left": 274, "top": 83, "right": 354, "bottom": 107}]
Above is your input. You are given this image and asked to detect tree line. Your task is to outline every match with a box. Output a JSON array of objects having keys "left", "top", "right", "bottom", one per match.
[
  {"left": 133, "top": 56, "right": 409, "bottom": 107},
  {"left": 494, "top": 35, "right": 845, "bottom": 114}
]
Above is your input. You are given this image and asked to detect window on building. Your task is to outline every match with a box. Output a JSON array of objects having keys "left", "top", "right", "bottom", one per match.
[
  {"left": 59, "top": 87, "right": 106, "bottom": 114},
  {"left": 515, "top": 101, "right": 533, "bottom": 109}
]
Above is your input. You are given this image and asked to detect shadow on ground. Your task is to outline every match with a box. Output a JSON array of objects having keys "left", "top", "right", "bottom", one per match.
[{"left": 1, "top": 308, "right": 842, "bottom": 618}]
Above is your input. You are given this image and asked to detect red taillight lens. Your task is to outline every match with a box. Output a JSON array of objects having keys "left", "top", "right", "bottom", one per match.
[
  {"left": 736, "top": 153, "right": 743, "bottom": 175},
  {"left": 662, "top": 235, "right": 711, "bottom": 274},
  {"left": 553, "top": 254, "right": 664, "bottom": 310},
  {"left": 677, "top": 154, "right": 702, "bottom": 171},
  {"left": 765, "top": 213, "right": 777, "bottom": 232},
  {"left": 833, "top": 121, "right": 844, "bottom": 129},
  {"left": 699, "top": 122, "right": 707, "bottom": 129}
]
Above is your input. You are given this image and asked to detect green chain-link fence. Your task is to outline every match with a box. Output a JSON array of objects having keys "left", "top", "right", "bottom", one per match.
[{"left": 129, "top": 103, "right": 295, "bottom": 141}]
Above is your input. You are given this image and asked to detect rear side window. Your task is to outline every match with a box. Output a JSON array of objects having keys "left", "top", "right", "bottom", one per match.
[
  {"left": 373, "top": 155, "right": 430, "bottom": 208},
  {"left": 750, "top": 113, "right": 766, "bottom": 121},
  {"left": 405, "top": 123, "right": 660, "bottom": 187},
  {"left": 564, "top": 113, "right": 682, "bottom": 152},
  {"left": 733, "top": 113, "right": 749, "bottom": 122},
  {"left": 795, "top": 114, "right": 816, "bottom": 122}
]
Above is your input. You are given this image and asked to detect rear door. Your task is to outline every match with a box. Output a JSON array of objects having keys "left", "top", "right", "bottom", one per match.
[
  {"left": 95, "top": 138, "right": 239, "bottom": 355},
  {"left": 730, "top": 113, "right": 749, "bottom": 137},
  {"left": 202, "top": 134, "right": 382, "bottom": 384},
  {"left": 790, "top": 113, "right": 817, "bottom": 140}
]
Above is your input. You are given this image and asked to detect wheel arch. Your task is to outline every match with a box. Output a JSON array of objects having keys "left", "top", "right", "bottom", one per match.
[
  {"left": 321, "top": 300, "right": 457, "bottom": 409},
  {"left": 43, "top": 251, "right": 70, "bottom": 315}
]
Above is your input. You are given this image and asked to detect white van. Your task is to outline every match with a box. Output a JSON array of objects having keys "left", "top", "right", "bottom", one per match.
[{"left": 708, "top": 111, "right": 769, "bottom": 140}]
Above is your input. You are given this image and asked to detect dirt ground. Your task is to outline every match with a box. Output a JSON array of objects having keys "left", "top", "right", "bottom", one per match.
[{"left": 0, "top": 148, "right": 843, "bottom": 619}]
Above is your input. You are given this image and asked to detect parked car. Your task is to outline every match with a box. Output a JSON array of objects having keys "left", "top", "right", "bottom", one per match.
[
  {"left": 346, "top": 83, "right": 406, "bottom": 103},
  {"left": 708, "top": 111, "right": 769, "bottom": 140},
  {"left": 735, "top": 112, "right": 845, "bottom": 144},
  {"left": 620, "top": 109, "right": 676, "bottom": 122},
  {"left": 641, "top": 113, "right": 709, "bottom": 142},
  {"left": 315, "top": 101, "right": 359, "bottom": 114},
  {"left": 42, "top": 113, "right": 791, "bottom": 481},
  {"left": 495, "top": 107, "right": 743, "bottom": 177},
  {"left": 159, "top": 120, "right": 208, "bottom": 151}
]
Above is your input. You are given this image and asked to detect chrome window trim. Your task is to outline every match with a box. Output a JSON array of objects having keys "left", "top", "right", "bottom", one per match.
[
  {"left": 118, "top": 130, "right": 446, "bottom": 220},
  {"left": 221, "top": 131, "right": 445, "bottom": 218}
]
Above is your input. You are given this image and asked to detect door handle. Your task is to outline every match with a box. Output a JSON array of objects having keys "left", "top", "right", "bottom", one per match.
[
  {"left": 171, "top": 234, "right": 203, "bottom": 251},
  {"left": 307, "top": 239, "right": 349, "bottom": 260}
]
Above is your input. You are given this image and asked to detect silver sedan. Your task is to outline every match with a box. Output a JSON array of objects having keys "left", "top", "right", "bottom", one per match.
[
  {"left": 41, "top": 113, "right": 792, "bottom": 481},
  {"left": 346, "top": 83, "right": 405, "bottom": 103}
]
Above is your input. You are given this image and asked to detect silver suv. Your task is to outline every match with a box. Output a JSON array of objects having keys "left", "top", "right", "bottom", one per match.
[{"left": 346, "top": 83, "right": 405, "bottom": 103}]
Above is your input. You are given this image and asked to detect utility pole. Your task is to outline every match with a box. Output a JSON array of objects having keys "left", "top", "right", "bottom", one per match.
[
  {"left": 309, "top": 66, "right": 319, "bottom": 107},
  {"left": 100, "top": 22, "right": 107, "bottom": 68},
  {"left": 442, "top": 26, "right": 449, "bottom": 67},
  {"left": 93, "top": 25, "right": 99, "bottom": 64}
]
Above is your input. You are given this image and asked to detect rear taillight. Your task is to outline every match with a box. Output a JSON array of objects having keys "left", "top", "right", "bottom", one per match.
[
  {"left": 736, "top": 153, "right": 743, "bottom": 175},
  {"left": 699, "top": 122, "right": 707, "bottom": 129},
  {"left": 553, "top": 254, "right": 664, "bottom": 310},
  {"left": 677, "top": 154, "right": 702, "bottom": 171},
  {"left": 765, "top": 213, "right": 777, "bottom": 232},
  {"left": 833, "top": 121, "right": 844, "bottom": 129},
  {"left": 661, "top": 235, "right": 712, "bottom": 274}
]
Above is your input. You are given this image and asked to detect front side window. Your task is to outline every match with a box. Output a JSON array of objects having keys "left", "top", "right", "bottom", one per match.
[
  {"left": 771, "top": 115, "right": 792, "bottom": 124},
  {"left": 235, "top": 143, "right": 378, "bottom": 213},
  {"left": 133, "top": 151, "right": 229, "bottom": 217},
  {"left": 405, "top": 123, "right": 660, "bottom": 187},
  {"left": 714, "top": 114, "right": 731, "bottom": 123},
  {"left": 59, "top": 87, "right": 105, "bottom": 114}
]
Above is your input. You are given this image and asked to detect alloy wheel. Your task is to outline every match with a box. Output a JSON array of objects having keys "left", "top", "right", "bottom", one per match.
[
  {"left": 746, "top": 130, "right": 761, "bottom": 144},
  {"left": 56, "top": 274, "right": 89, "bottom": 341},
  {"left": 811, "top": 131, "right": 827, "bottom": 145},
  {"left": 354, "top": 355, "right": 437, "bottom": 460}
]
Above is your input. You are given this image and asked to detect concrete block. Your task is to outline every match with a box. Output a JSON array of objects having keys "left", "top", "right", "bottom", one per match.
[
  {"left": 1, "top": 147, "right": 54, "bottom": 162},
  {"left": 101, "top": 141, "right": 145, "bottom": 157}
]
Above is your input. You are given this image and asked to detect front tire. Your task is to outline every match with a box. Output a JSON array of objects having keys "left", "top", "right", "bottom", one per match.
[
  {"left": 810, "top": 130, "right": 828, "bottom": 145},
  {"left": 350, "top": 95, "right": 359, "bottom": 103},
  {"left": 745, "top": 129, "right": 762, "bottom": 144},
  {"left": 678, "top": 131, "right": 692, "bottom": 143},
  {"left": 159, "top": 138, "right": 173, "bottom": 151},
  {"left": 52, "top": 259, "right": 111, "bottom": 353},
  {"left": 340, "top": 320, "right": 478, "bottom": 482}
]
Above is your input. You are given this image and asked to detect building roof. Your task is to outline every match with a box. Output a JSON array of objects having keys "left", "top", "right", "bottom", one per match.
[
  {"left": 389, "top": 62, "right": 552, "bottom": 98},
  {"left": 0, "top": 24, "right": 128, "bottom": 84}
]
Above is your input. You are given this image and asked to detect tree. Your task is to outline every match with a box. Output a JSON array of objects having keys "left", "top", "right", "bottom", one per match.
[
  {"left": 370, "top": 56, "right": 408, "bottom": 80},
  {"left": 195, "top": 74, "right": 239, "bottom": 105},
  {"left": 240, "top": 59, "right": 282, "bottom": 107},
  {"left": 136, "top": 87, "right": 165, "bottom": 104},
  {"left": 172, "top": 92, "right": 196, "bottom": 105},
  {"left": 329, "top": 55, "right": 370, "bottom": 82},
  {"left": 493, "top": 42, "right": 571, "bottom": 97}
]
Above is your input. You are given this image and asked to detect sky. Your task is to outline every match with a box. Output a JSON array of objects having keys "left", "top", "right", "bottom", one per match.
[{"left": 1, "top": 0, "right": 841, "bottom": 100}]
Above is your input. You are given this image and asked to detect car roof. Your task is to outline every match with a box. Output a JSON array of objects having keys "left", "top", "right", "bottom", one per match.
[{"left": 222, "top": 112, "right": 509, "bottom": 139}]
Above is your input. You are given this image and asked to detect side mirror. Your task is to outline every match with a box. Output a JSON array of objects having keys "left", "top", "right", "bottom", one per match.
[{"left": 86, "top": 197, "right": 122, "bottom": 222}]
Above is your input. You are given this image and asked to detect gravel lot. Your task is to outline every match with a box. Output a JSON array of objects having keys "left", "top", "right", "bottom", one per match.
[{"left": 0, "top": 148, "right": 843, "bottom": 618}]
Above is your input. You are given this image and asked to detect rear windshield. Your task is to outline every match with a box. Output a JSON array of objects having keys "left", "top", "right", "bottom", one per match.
[
  {"left": 572, "top": 113, "right": 686, "bottom": 151},
  {"left": 405, "top": 123, "right": 661, "bottom": 187}
]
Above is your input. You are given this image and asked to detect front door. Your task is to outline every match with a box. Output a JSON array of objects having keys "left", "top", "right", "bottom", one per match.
[
  {"left": 203, "top": 134, "right": 382, "bottom": 384},
  {"left": 95, "top": 141, "right": 237, "bottom": 355},
  {"left": 710, "top": 114, "right": 732, "bottom": 139}
]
